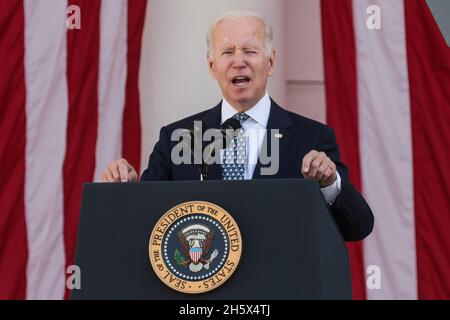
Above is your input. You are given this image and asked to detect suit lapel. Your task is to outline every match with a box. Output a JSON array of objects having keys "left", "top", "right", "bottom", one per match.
[
  {"left": 252, "top": 99, "right": 294, "bottom": 179},
  {"left": 200, "top": 102, "right": 222, "bottom": 180}
]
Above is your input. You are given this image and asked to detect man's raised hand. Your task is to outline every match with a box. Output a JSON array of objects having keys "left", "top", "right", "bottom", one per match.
[{"left": 301, "top": 150, "right": 337, "bottom": 188}]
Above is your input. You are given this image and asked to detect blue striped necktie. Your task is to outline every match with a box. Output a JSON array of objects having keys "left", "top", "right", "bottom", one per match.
[{"left": 222, "top": 113, "right": 250, "bottom": 180}]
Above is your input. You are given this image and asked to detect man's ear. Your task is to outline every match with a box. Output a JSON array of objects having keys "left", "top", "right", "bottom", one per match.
[
  {"left": 267, "top": 50, "right": 275, "bottom": 76},
  {"left": 207, "top": 55, "right": 217, "bottom": 80}
]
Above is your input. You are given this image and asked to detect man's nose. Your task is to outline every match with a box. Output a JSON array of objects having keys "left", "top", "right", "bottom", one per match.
[{"left": 232, "top": 51, "right": 247, "bottom": 68}]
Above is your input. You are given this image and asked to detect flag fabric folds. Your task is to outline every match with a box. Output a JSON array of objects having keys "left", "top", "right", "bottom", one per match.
[
  {"left": 321, "top": 0, "right": 450, "bottom": 299},
  {"left": 0, "top": 0, "right": 146, "bottom": 299}
]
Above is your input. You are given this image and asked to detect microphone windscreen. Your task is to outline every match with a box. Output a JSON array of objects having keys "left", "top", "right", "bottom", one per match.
[
  {"left": 220, "top": 118, "right": 241, "bottom": 131},
  {"left": 219, "top": 117, "right": 242, "bottom": 149}
]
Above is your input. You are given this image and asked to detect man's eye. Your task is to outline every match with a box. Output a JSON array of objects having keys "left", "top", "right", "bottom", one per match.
[{"left": 222, "top": 51, "right": 232, "bottom": 55}]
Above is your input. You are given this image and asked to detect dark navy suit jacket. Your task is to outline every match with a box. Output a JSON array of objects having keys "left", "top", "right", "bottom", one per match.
[{"left": 141, "top": 99, "right": 374, "bottom": 241}]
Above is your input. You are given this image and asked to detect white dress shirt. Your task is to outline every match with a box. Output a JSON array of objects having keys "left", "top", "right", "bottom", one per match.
[{"left": 220, "top": 92, "right": 341, "bottom": 204}]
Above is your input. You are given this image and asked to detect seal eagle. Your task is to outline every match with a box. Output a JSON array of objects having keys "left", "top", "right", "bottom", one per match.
[{"left": 178, "top": 224, "right": 218, "bottom": 272}]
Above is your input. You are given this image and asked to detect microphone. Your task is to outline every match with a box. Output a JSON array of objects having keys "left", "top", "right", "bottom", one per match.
[
  {"left": 220, "top": 118, "right": 241, "bottom": 145},
  {"left": 210, "top": 117, "right": 241, "bottom": 154},
  {"left": 179, "top": 118, "right": 242, "bottom": 180},
  {"left": 201, "top": 117, "right": 242, "bottom": 180}
]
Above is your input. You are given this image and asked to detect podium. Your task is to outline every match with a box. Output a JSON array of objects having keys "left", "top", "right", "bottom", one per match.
[{"left": 71, "top": 179, "right": 351, "bottom": 299}]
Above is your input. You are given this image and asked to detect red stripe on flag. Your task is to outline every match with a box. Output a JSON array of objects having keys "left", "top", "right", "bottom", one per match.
[
  {"left": 0, "top": 0, "right": 28, "bottom": 299},
  {"left": 63, "top": 0, "right": 100, "bottom": 299},
  {"left": 123, "top": 0, "right": 147, "bottom": 173},
  {"left": 405, "top": 0, "right": 450, "bottom": 299},
  {"left": 320, "top": 0, "right": 366, "bottom": 300}
]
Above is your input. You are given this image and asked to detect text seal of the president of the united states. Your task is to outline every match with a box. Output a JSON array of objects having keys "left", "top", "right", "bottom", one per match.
[{"left": 149, "top": 201, "right": 242, "bottom": 294}]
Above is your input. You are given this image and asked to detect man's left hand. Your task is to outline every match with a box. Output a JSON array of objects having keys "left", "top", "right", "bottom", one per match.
[{"left": 301, "top": 150, "right": 337, "bottom": 188}]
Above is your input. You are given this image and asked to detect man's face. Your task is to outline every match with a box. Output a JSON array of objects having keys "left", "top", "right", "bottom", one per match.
[{"left": 208, "top": 17, "right": 275, "bottom": 111}]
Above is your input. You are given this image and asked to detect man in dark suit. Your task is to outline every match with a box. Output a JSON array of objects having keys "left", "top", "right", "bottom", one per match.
[{"left": 101, "top": 10, "right": 373, "bottom": 241}]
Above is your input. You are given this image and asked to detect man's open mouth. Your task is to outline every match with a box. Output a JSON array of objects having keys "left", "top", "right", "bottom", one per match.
[{"left": 231, "top": 76, "right": 251, "bottom": 87}]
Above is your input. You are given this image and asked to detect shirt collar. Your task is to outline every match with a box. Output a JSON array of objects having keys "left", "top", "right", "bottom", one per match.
[{"left": 221, "top": 92, "right": 271, "bottom": 128}]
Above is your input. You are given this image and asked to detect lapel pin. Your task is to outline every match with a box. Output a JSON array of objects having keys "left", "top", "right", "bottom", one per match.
[{"left": 275, "top": 133, "right": 283, "bottom": 139}]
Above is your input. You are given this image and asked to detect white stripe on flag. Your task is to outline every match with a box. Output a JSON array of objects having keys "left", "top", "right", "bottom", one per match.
[
  {"left": 352, "top": 0, "right": 417, "bottom": 299},
  {"left": 24, "top": 0, "right": 68, "bottom": 299},
  {"left": 93, "top": 0, "right": 128, "bottom": 182}
]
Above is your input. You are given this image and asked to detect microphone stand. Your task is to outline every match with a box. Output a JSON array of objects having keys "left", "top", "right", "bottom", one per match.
[
  {"left": 199, "top": 163, "right": 208, "bottom": 181},
  {"left": 190, "top": 117, "right": 241, "bottom": 181},
  {"left": 199, "top": 142, "right": 217, "bottom": 181},
  {"left": 199, "top": 127, "right": 239, "bottom": 181}
]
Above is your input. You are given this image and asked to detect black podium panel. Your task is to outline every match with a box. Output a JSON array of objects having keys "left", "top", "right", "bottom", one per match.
[{"left": 71, "top": 179, "right": 351, "bottom": 299}]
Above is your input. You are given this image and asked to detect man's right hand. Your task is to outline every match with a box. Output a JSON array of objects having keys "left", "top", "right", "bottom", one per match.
[{"left": 101, "top": 158, "right": 138, "bottom": 182}]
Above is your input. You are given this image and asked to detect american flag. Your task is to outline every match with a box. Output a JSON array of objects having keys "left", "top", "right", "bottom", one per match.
[
  {"left": 322, "top": 0, "right": 449, "bottom": 299},
  {"left": 0, "top": 0, "right": 145, "bottom": 299}
]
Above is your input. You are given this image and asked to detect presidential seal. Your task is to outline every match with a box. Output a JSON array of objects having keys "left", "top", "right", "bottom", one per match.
[{"left": 149, "top": 201, "right": 242, "bottom": 294}]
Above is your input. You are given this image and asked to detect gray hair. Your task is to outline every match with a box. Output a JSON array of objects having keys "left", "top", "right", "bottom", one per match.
[{"left": 206, "top": 10, "right": 274, "bottom": 58}]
